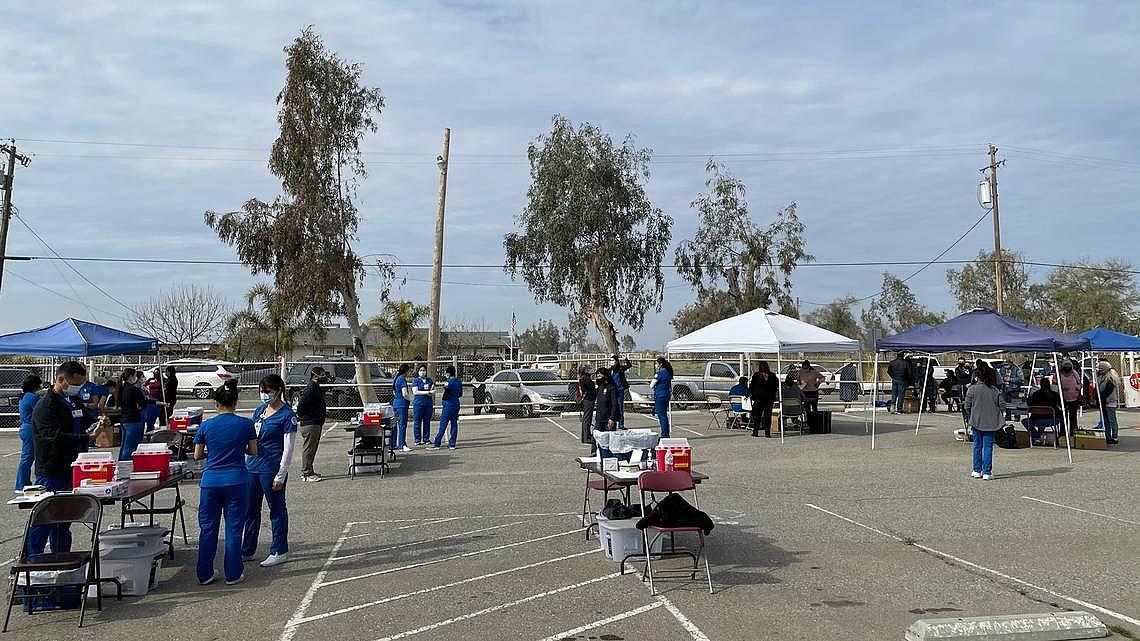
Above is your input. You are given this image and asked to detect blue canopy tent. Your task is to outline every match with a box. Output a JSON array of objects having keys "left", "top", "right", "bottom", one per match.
[
  {"left": 872, "top": 309, "right": 1090, "bottom": 462},
  {"left": 0, "top": 318, "right": 157, "bottom": 357},
  {"left": 1078, "top": 327, "right": 1140, "bottom": 352}
]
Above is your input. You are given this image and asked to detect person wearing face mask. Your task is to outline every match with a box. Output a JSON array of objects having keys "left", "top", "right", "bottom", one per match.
[
  {"left": 610, "top": 355, "right": 631, "bottom": 429},
  {"left": 428, "top": 366, "right": 462, "bottom": 450},
  {"left": 28, "top": 361, "right": 88, "bottom": 555},
  {"left": 16, "top": 375, "right": 42, "bottom": 491},
  {"left": 118, "top": 367, "right": 149, "bottom": 460},
  {"left": 593, "top": 368, "right": 620, "bottom": 455},
  {"left": 577, "top": 367, "right": 597, "bottom": 446},
  {"left": 391, "top": 364, "right": 412, "bottom": 453},
  {"left": 296, "top": 367, "right": 328, "bottom": 482},
  {"left": 651, "top": 357, "right": 674, "bottom": 438},
  {"left": 242, "top": 374, "right": 297, "bottom": 568},
  {"left": 411, "top": 366, "right": 435, "bottom": 447},
  {"left": 1056, "top": 359, "right": 1082, "bottom": 435}
]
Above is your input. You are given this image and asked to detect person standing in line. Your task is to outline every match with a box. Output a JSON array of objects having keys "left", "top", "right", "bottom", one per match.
[
  {"left": 798, "top": 361, "right": 824, "bottom": 414},
  {"left": 429, "top": 366, "right": 462, "bottom": 450},
  {"left": 160, "top": 365, "right": 179, "bottom": 427},
  {"left": 593, "top": 368, "right": 620, "bottom": 455},
  {"left": 390, "top": 364, "right": 412, "bottom": 453},
  {"left": 296, "top": 367, "right": 328, "bottom": 483},
  {"left": 411, "top": 365, "right": 435, "bottom": 447},
  {"left": 471, "top": 379, "right": 486, "bottom": 416},
  {"left": 749, "top": 361, "right": 778, "bottom": 438},
  {"left": 16, "top": 375, "right": 42, "bottom": 491},
  {"left": 29, "top": 361, "right": 88, "bottom": 555},
  {"left": 577, "top": 367, "right": 597, "bottom": 447},
  {"left": 887, "top": 353, "right": 909, "bottom": 414},
  {"left": 194, "top": 380, "right": 257, "bottom": 586},
  {"left": 651, "top": 357, "right": 674, "bottom": 438},
  {"left": 242, "top": 374, "right": 296, "bottom": 568},
  {"left": 1056, "top": 359, "right": 1082, "bottom": 435},
  {"left": 143, "top": 368, "right": 163, "bottom": 432},
  {"left": 118, "top": 368, "right": 148, "bottom": 460},
  {"left": 920, "top": 362, "right": 938, "bottom": 413},
  {"left": 998, "top": 358, "right": 1023, "bottom": 420},
  {"left": 837, "top": 362, "right": 859, "bottom": 411},
  {"left": 610, "top": 355, "right": 631, "bottom": 429},
  {"left": 1096, "top": 360, "right": 1122, "bottom": 446},
  {"left": 964, "top": 365, "right": 1004, "bottom": 480}
]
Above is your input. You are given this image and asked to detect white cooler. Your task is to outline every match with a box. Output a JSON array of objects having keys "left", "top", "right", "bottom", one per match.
[{"left": 596, "top": 514, "right": 664, "bottom": 562}]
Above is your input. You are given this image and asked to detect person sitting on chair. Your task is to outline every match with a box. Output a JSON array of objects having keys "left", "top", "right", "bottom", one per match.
[
  {"left": 728, "top": 377, "right": 750, "bottom": 428},
  {"left": 1022, "top": 379, "right": 1063, "bottom": 445},
  {"left": 780, "top": 373, "right": 806, "bottom": 429}
]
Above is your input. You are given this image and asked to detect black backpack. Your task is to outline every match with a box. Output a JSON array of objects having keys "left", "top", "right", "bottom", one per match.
[{"left": 995, "top": 424, "right": 1020, "bottom": 449}]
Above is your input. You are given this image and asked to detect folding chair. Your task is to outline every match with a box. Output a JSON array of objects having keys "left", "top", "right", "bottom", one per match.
[
  {"left": 4, "top": 494, "right": 120, "bottom": 631},
  {"left": 704, "top": 396, "right": 729, "bottom": 432},
  {"left": 726, "top": 396, "right": 750, "bottom": 430},
  {"left": 126, "top": 433, "right": 187, "bottom": 558},
  {"left": 780, "top": 397, "right": 805, "bottom": 436},
  {"left": 631, "top": 471, "right": 713, "bottom": 595},
  {"left": 1024, "top": 406, "right": 1061, "bottom": 448}
]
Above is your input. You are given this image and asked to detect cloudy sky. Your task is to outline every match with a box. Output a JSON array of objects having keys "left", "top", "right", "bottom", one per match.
[{"left": 2, "top": 1, "right": 1139, "bottom": 349}]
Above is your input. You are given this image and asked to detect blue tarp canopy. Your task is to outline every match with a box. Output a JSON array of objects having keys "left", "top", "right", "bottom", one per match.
[
  {"left": 1078, "top": 327, "right": 1140, "bottom": 352},
  {"left": 0, "top": 318, "right": 157, "bottom": 356},
  {"left": 886, "top": 323, "right": 932, "bottom": 341},
  {"left": 876, "top": 308, "right": 1090, "bottom": 353}
]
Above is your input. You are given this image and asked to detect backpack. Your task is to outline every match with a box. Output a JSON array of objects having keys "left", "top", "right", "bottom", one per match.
[{"left": 995, "top": 424, "right": 1020, "bottom": 449}]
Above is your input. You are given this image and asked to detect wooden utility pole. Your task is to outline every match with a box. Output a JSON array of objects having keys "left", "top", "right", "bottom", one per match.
[
  {"left": 427, "top": 128, "right": 451, "bottom": 366},
  {"left": 0, "top": 141, "right": 31, "bottom": 298},
  {"left": 982, "top": 144, "right": 1006, "bottom": 313}
]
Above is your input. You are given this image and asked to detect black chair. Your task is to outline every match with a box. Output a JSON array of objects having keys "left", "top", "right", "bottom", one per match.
[{"left": 4, "top": 494, "right": 119, "bottom": 631}]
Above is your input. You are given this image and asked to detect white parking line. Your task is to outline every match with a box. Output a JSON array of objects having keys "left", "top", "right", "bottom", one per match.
[
  {"left": 805, "top": 503, "right": 1140, "bottom": 628},
  {"left": 323, "top": 421, "right": 340, "bottom": 436},
  {"left": 372, "top": 573, "right": 621, "bottom": 641},
  {"left": 280, "top": 522, "right": 352, "bottom": 641},
  {"left": 656, "top": 594, "right": 713, "bottom": 641},
  {"left": 294, "top": 549, "right": 600, "bottom": 626},
  {"left": 318, "top": 528, "right": 582, "bottom": 588},
  {"left": 347, "top": 512, "right": 577, "bottom": 530},
  {"left": 330, "top": 521, "right": 526, "bottom": 562},
  {"left": 2, "top": 452, "right": 18, "bottom": 458},
  {"left": 396, "top": 517, "right": 461, "bottom": 530},
  {"left": 1022, "top": 496, "right": 1140, "bottom": 526},
  {"left": 543, "top": 416, "right": 578, "bottom": 439},
  {"left": 535, "top": 602, "right": 663, "bottom": 641}
]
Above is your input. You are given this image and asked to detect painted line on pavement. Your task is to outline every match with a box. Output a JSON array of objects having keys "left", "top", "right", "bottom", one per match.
[
  {"left": 2, "top": 452, "right": 18, "bottom": 458},
  {"left": 330, "top": 521, "right": 526, "bottom": 562},
  {"left": 294, "top": 549, "right": 600, "bottom": 626},
  {"left": 396, "top": 516, "right": 462, "bottom": 530},
  {"left": 805, "top": 503, "right": 1140, "bottom": 628},
  {"left": 318, "top": 528, "right": 582, "bottom": 588},
  {"left": 535, "top": 602, "right": 663, "bottom": 641},
  {"left": 279, "top": 522, "right": 352, "bottom": 641},
  {"left": 0, "top": 558, "right": 14, "bottom": 568},
  {"left": 323, "top": 421, "right": 341, "bottom": 436},
  {"left": 1022, "top": 496, "right": 1140, "bottom": 526},
  {"left": 543, "top": 416, "right": 579, "bottom": 439},
  {"left": 348, "top": 512, "right": 577, "bottom": 529},
  {"left": 372, "top": 573, "right": 621, "bottom": 641},
  {"left": 657, "top": 594, "right": 713, "bottom": 641}
]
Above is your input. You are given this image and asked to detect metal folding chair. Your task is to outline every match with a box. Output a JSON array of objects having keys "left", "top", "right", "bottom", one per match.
[
  {"left": 4, "top": 495, "right": 121, "bottom": 631},
  {"left": 727, "top": 396, "right": 750, "bottom": 430},
  {"left": 1024, "top": 406, "right": 1061, "bottom": 448},
  {"left": 780, "top": 397, "right": 805, "bottom": 436},
  {"left": 704, "top": 396, "right": 729, "bottom": 432},
  {"left": 630, "top": 470, "right": 713, "bottom": 595}
]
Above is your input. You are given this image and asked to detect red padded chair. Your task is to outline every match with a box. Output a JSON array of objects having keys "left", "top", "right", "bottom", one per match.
[{"left": 635, "top": 470, "right": 713, "bottom": 595}]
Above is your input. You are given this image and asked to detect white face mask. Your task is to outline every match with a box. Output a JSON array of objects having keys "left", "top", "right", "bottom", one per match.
[
  {"left": 260, "top": 392, "right": 275, "bottom": 404},
  {"left": 419, "top": 371, "right": 427, "bottom": 378},
  {"left": 66, "top": 384, "right": 84, "bottom": 396}
]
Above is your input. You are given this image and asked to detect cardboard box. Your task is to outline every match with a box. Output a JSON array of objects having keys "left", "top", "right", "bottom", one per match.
[
  {"left": 1059, "top": 435, "right": 1107, "bottom": 451},
  {"left": 1015, "top": 430, "right": 1030, "bottom": 448}
]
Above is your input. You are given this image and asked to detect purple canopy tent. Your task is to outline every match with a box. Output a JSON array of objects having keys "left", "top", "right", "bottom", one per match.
[{"left": 872, "top": 309, "right": 1090, "bottom": 462}]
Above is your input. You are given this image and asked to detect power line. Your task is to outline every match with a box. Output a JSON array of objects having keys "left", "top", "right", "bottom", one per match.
[
  {"left": 10, "top": 206, "right": 101, "bottom": 320},
  {"left": 5, "top": 269, "right": 126, "bottom": 321}
]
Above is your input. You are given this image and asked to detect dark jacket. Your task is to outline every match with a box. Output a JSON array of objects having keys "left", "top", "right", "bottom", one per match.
[
  {"left": 637, "top": 493, "right": 715, "bottom": 535},
  {"left": 1026, "top": 388, "right": 1062, "bottom": 415},
  {"left": 594, "top": 381, "right": 621, "bottom": 429},
  {"left": 163, "top": 374, "right": 178, "bottom": 404},
  {"left": 120, "top": 384, "right": 147, "bottom": 423},
  {"left": 296, "top": 380, "right": 327, "bottom": 425},
  {"left": 578, "top": 374, "right": 597, "bottom": 402},
  {"left": 32, "top": 390, "right": 85, "bottom": 480},
  {"left": 748, "top": 373, "right": 778, "bottom": 406},
  {"left": 611, "top": 361, "right": 631, "bottom": 390},
  {"left": 887, "top": 357, "right": 909, "bottom": 381}
]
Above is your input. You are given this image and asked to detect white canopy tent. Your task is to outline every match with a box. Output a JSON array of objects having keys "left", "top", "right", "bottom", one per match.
[{"left": 666, "top": 308, "right": 861, "bottom": 441}]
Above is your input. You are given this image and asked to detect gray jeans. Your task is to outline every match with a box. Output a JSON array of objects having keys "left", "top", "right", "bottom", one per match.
[{"left": 300, "top": 423, "right": 324, "bottom": 476}]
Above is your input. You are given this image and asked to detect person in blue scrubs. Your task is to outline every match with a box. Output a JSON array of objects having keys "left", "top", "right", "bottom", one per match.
[
  {"left": 29, "top": 361, "right": 88, "bottom": 555},
  {"left": 243, "top": 374, "right": 296, "bottom": 568},
  {"left": 117, "top": 368, "right": 148, "bottom": 460},
  {"left": 16, "top": 375, "right": 42, "bottom": 491},
  {"left": 610, "top": 355, "right": 631, "bottom": 429},
  {"left": 390, "top": 364, "right": 411, "bottom": 453},
  {"left": 411, "top": 366, "right": 435, "bottom": 446},
  {"left": 194, "top": 380, "right": 256, "bottom": 586},
  {"left": 651, "top": 357, "right": 673, "bottom": 439},
  {"left": 429, "top": 366, "right": 462, "bottom": 450}
]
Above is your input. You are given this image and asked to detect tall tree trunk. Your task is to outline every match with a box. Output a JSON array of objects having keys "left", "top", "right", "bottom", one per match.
[
  {"left": 586, "top": 306, "right": 620, "bottom": 356},
  {"left": 341, "top": 281, "right": 375, "bottom": 404}
]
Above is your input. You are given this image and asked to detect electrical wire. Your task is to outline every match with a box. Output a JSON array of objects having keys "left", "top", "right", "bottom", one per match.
[
  {"left": 5, "top": 270, "right": 127, "bottom": 322},
  {"left": 9, "top": 206, "right": 101, "bottom": 321}
]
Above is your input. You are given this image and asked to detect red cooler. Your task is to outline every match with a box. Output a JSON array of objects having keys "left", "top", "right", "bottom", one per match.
[
  {"left": 169, "top": 407, "right": 204, "bottom": 431},
  {"left": 72, "top": 452, "right": 117, "bottom": 487},
  {"left": 132, "top": 444, "right": 172, "bottom": 481}
]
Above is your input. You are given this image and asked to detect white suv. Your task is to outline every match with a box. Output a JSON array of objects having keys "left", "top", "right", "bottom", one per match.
[{"left": 162, "top": 359, "right": 240, "bottom": 399}]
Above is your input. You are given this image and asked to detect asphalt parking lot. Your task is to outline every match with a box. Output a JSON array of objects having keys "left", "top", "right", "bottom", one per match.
[{"left": 1, "top": 404, "right": 1138, "bottom": 640}]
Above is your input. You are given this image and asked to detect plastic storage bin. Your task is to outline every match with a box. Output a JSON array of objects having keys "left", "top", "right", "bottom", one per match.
[
  {"left": 98, "top": 525, "right": 168, "bottom": 596},
  {"left": 132, "top": 444, "right": 172, "bottom": 481},
  {"left": 16, "top": 567, "right": 87, "bottom": 613},
  {"left": 169, "top": 407, "right": 203, "bottom": 431},
  {"left": 596, "top": 514, "right": 664, "bottom": 562},
  {"left": 655, "top": 438, "right": 692, "bottom": 472},
  {"left": 72, "top": 452, "right": 116, "bottom": 487}
]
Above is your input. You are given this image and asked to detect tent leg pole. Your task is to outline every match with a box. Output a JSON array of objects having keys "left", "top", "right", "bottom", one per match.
[
  {"left": 777, "top": 349, "right": 784, "bottom": 445},
  {"left": 1054, "top": 352, "right": 1072, "bottom": 464},
  {"left": 916, "top": 355, "right": 930, "bottom": 436},
  {"left": 1092, "top": 351, "right": 1105, "bottom": 441},
  {"left": 871, "top": 352, "right": 879, "bottom": 450}
]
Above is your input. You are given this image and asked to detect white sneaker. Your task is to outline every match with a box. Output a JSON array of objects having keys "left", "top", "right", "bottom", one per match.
[
  {"left": 448, "top": 446, "right": 456, "bottom": 450},
  {"left": 982, "top": 474, "right": 993, "bottom": 481},
  {"left": 425, "top": 444, "right": 439, "bottom": 450},
  {"left": 200, "top": 571, "right": 217, "bottom": 586},
  {"left": 225, "top": 573, "right": 245, "bottom": 585},
  {"left": 260, "top": 553, "right": 288, "bottom": 567},
  {"left": 970, "top": 472, "right": 982, "bottom": 479},
  {"left": 401, "top": 446, "right": 414, "bottom": 453},
  {"left": 302, "top": 473, "right": 323, "bottom": 483}
]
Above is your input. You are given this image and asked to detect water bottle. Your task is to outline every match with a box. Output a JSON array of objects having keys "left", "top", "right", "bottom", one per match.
[{"left": 664, "top": 450, "right": 674, "bottom": 472}]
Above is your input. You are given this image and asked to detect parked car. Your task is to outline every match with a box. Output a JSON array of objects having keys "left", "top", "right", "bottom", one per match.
[
  {"left": 483, "top": 368, "right": 573, "bottom": 417},
  {"left": 162, "top": 359, "right": 240, "bottom": 399},
  {"left": 0, "top": 367, "right": 37, "bottom": 430},
  {"left": 669, "top": 361, "right": 747, "bottom": 406}
]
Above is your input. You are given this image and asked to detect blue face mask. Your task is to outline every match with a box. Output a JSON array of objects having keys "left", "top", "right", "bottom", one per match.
[{"left": 66, "top": 384, "right": 84, "bottom": 396}]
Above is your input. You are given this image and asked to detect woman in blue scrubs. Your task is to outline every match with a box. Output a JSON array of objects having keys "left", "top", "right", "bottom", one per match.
[
  {"left": 391, "top": 364, "right": 411, "bottom": 453},
  {"left": 242, "top": 374, "right": 297, "bottom": 568},
  {"left": 193, "top": 380, "right": 256, "bottom": 585},
  {"left": 651, "top": 357, "right": 674, "bottom": 438},
  {"left": 16, "top": 375, "right": 41, "bottom": 490},
  {"left": 411, "top": 366, "right": 435, "bottom": 446},
  {"left": 118, "top": 368, "right": 148, "bottom": 460},
  {"left": 429, "top": 366, "right": 461, "bottom": 449}
]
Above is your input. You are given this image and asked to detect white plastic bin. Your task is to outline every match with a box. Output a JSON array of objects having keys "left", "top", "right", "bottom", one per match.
[
  {"left": 99, "top": 556, "right": 162, "bottom": 597},
  {"left": 596, "top": 514, "right": 664, "bottom": 562},
  {"left": 98, "top": 525, "right": 169, "bottom": 596}
]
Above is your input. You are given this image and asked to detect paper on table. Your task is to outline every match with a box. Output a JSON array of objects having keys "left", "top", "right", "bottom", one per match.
[
  {"left": 608, "top": 470, "right": 645, "bottom": 480},
  {"left": 7, "top": 492, "right": 56, "bottom": 506}
]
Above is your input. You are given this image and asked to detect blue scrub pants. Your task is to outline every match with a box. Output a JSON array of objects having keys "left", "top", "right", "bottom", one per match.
[
  {"left": 391, "top": 405, "right": 409, "bottom": 450},
  {"left": 614, "top": 389, "right": 626, "bottom": 428},
  {"left": 654, "top": 397, "right": 671, "bottom": 438},
  {"left": 119, "top": 422, "right": 144, "bottom": 461},
  {"left": 413, "top": 402, "right": 434, "bottom": 444},
  {"left": 198, "top": 483, "right": 248, "bottom": 583},
  {"left": 15, "top": 423, "right": 34, "bottom": 490},
  {"left": 242, "top": 473, "right": 288, "bottom": 558},
  {"left": 143, "top": 402, "right": 160, "bottom": 431},
  {"left": 27, "top": 476, "right": 73, "bottom": 555},
  {"left": 433, "top": 402, "right": 459, "bottom": 448}
]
